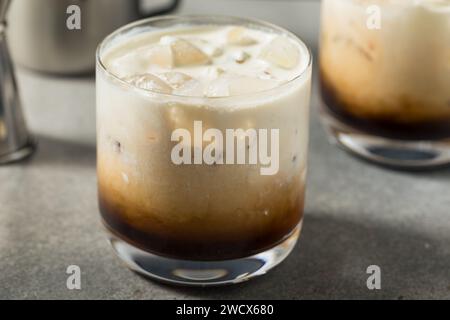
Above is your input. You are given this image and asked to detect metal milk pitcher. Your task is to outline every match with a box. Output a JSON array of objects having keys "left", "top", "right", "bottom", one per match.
[
  {"left": 0, "top": 0, "right": 35, "bottom": 164},
  {"left": 6, "top": 0, "right": 180, "bottom": 75}
]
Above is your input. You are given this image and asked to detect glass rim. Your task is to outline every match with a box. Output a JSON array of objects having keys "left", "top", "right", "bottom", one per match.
[{"left": 96, "top": 14, "right": 312, "bottom": 102}]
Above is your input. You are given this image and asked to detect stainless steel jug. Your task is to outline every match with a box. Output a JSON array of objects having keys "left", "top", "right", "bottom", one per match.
[
  {"left": 7, "top": 0, "right": 180, "bottom": 74},
  {"left": 0, "top": 0, "right": 35, "bottom": 164}
]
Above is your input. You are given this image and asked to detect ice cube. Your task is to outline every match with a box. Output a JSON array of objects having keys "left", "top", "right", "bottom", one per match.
[
  {"left": 173, "top": 79, "right": 205, "bottom": 97},
  {"left": 205, "top": 78, "right": 230, "bottom": 97},
  {"left": 191, "top": 38, "right": 224, "bottom": 58},
  {"left": 203, "top": 44, "right": 224, "bottom": 58},
  {"left": 123, "top": 73, "right": 172, "bottom": 94},
  {"left": 144, "top": 45, "right": 173, "bottom": 69},
  {"left": 170, "top": 39, "right": 211, "bottom": 67},
  {"left": 112, "top": 45, "right": 173, "bottom": 76},
  {"left": 109, "top": 51, "right": 147, "bottom": 78},
  {"left": 158, "top": 72, "right": 193, "bottom": 89},
  {"left": 227, "top": 27, "right": 258, "bottom": 46},
  {"left": 259, "top": 36, "right": 300, "bottom": 69},
  {"left": 203, "top": 66, "right": 225, "bottom": 81}
]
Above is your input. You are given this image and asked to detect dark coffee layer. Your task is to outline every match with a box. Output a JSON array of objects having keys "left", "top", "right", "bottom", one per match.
[
  {"left": 99, "top": 184, "right": 304, "bottom": 261},
  {"left": 320, "top": 72, "right": 450, "bottom": 141}
]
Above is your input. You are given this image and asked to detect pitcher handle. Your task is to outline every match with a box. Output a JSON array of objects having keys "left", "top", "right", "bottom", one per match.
[{"left": 139, "top": 0, "right": 180, "bottom": 18}]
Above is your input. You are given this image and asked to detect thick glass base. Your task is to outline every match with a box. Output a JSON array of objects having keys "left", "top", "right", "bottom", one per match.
[
  {"left": 107, "top": 222, "right": 301, "bottom": 287},
  {"left": 0, "top": 139, "right": 36, "bottom": 165},
  {"left": 320, "top": 108, "right": 450, "bottom": 170}
]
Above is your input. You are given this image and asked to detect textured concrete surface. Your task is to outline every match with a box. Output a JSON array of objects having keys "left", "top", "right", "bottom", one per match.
[
  {"left": 1, "top": 0, "right": 450, "bottom": 300},
  {"left": 1, "top": 67, "right": 449, "bottom": 300}
]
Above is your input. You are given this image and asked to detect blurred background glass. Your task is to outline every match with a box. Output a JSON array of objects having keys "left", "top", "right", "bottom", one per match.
[{"left": 319, "top": 0, "right": 450, "bottom": 169}]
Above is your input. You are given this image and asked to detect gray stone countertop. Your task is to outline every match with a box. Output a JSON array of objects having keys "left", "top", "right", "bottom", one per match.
[
  {"left": 1, "top": 66, "right": 449, "bottom": 300},
  {"left": 1, "top": 0, "right": 449, "bottom": 299}
]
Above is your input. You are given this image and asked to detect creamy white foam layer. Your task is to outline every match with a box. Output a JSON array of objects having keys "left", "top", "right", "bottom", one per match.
[{"left": 102, "top": 25, "right": 309, "bottom": 98}]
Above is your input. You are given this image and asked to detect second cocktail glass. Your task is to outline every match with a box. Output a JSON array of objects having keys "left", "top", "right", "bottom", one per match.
[{"left": 320, "top": 0, "right": 450, "bottom": 169}]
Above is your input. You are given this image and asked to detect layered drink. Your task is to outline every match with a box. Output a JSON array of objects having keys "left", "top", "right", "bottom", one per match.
[
  {"left": 96, "top": 16, "right": 312, "bottom": 285},
  {"left": 320, "top": 0, "right": 450, "bottom": 167}
]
